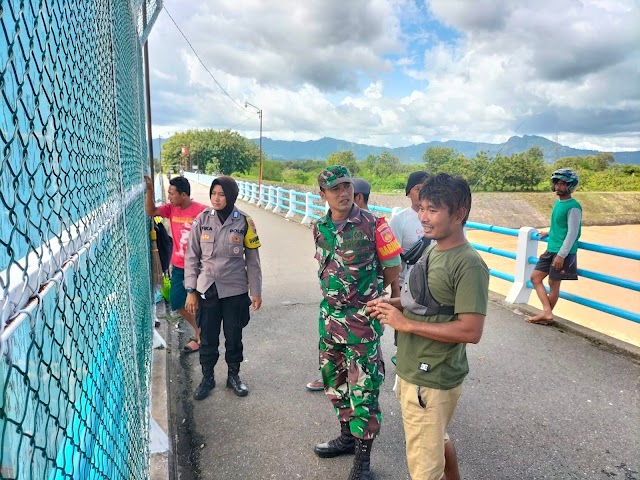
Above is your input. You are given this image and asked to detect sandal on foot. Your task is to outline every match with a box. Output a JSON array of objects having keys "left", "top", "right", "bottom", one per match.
[
  {"left": 526, "top": 317, "right": 554, "bottom": 325},
  {"left": 183, "top": 339, "right": 200, "bottom": 354},
  {"left": 306, "top": 379, "right": 324, "bottom": 391}
]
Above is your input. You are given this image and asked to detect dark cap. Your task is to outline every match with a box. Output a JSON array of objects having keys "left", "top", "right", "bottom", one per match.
[
  {"left": 405, "top": 171, "right": 429, "bottom": 195},
  {"left": 352, "top": 178, "right": 371, "bottom": 196},
  {"left": 317, "top": 165, "right": 353, "bottom": 189}
]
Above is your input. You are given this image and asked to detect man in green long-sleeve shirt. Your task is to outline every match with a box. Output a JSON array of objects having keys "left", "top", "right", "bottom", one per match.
[{"left": 527, "top": 168, "right": 582, "bottom": 325}]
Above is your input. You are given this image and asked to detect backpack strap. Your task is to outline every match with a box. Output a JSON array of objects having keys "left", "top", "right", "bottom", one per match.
[{"left": 424, "top": 247, "right": 455, "bottom": 316}]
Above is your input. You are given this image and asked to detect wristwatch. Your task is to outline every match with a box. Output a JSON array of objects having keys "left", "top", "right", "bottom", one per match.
[{"left": 186, "top": 288, "right": 196, "bottom": 294}]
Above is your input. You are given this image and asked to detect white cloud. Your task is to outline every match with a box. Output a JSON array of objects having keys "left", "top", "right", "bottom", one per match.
[{"left": 148, "top": 0, "right": 640, "bottom": 152}]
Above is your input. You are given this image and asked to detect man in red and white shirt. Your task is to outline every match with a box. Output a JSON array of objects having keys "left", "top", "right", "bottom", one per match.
[{"left": 145, "top": 175, "right": 206, "bottom": 353}]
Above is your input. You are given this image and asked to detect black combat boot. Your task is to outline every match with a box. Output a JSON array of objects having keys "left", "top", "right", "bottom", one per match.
[
  {"left": 226, "top": 363, "right": 249, "bottom": 397},
  {"left": 347, "top": 438, "right": 374, "bottom": 480},
  {"left": 194, "top": 365, "right": 215, "bottom": 401},
  {"left": 314, "top": 421, "right": 356, "bottom": 458}
]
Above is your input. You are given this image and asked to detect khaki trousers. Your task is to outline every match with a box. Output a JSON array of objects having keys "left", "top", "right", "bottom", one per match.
[{"left": 396, "top": 376, "right": 462, "bottom": 480}]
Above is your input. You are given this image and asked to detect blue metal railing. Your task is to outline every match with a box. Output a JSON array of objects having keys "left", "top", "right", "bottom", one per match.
[
  {"left": 185, "top": 174, "right": 640, "bottom": 325},
  {"left": 467, "top": 227, "right": 640, "bottom": 323}
]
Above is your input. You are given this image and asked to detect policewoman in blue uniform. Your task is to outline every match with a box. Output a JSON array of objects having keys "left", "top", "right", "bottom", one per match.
[{"left": 184, "top": 176, "right": 262, "bottom": 400}]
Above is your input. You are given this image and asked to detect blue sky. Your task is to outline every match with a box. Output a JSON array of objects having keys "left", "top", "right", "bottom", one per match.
[{"left": 147, "top": 0, "right": 640, "bottom": 152}]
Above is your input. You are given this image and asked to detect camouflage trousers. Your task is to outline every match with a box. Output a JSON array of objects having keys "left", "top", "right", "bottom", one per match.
[{"left": 319, "top": 337, "right": 385, "bottom": 440}]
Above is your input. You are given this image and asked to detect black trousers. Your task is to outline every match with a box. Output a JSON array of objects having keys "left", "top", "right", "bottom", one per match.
[{"left": 197, "top": 284, "right": 251, "bottom": 368}]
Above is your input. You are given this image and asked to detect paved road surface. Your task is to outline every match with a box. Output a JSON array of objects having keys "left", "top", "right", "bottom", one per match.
[{"left": 169, "top": 180, "right": 639, "bottom": 480}]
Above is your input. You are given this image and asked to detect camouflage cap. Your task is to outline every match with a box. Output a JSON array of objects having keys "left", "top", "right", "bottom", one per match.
[{"left": 317, "top": 165, "right": 353, "bottom": 189}]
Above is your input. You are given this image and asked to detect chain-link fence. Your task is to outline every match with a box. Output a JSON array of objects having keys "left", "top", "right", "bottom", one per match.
[{"left": 0, "top": 0, "right": 161, "bottom": 478}]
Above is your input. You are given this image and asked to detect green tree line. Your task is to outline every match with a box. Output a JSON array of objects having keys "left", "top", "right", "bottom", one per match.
[
  {"left": 160, "top": 129, "right": 639, "bottom": 192},
  {"left": 161, "top": 129, "right": 259, "bottom": 175}
]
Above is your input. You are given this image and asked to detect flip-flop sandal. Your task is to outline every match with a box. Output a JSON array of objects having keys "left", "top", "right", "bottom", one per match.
[
  {"left": 306, "top": 379, "right": 324, "bottom": 391},
  {"left": 183, "top": 339, "right": 200, "bottom": 354},
  {"left": 526, "top": 317, "right": 554, "bottom": 325}
]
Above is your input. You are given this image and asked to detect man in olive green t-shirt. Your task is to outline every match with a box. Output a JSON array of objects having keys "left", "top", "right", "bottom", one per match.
[{"left": 367, "top": 173, "right": 489, "bottom": 480}]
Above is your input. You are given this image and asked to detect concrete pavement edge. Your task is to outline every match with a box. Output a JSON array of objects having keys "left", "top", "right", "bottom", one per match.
[
  {"left": 150, "top": 303, "right": 170, "bottom": 480},
  {"left": 488, "top": 291, "right": 640, "bottom": 361}
]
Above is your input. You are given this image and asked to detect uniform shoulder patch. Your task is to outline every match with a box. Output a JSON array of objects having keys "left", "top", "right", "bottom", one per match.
[
  {"left": 375, "top": 217, "right": 402, "bottom": 260},
  {"left": 244, "top": 215, "right": 261, "bottom": 249}
]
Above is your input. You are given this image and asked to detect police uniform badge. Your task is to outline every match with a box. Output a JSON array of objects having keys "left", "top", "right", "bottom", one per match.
[{"left": 244, "top": 216, "right": 261, "bottom": 249}]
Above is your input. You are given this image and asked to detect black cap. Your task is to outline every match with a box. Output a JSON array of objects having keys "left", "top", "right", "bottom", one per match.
[
  {"left": 405, "top": 171, "right": 429, "bottom": 195},
  {"left": 352, "top": 178, "right": 371, "bottom": 196}
]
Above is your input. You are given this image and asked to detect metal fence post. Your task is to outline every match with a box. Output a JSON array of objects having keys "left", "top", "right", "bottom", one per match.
[
  {"left": 265, "top": 186, "right": 275, "bottom": 210},
  {"left": 302, "top": 192, "right": 313, "bottom": 224},
  {"left": 286, "top": 190, "right": 296, "bottom": 218},
  {"left": 257, "top": 184, "right": 265, "bottom": 207},
  {"left": 273, "top": 187, "right": 283, "bottom": 213},
  {"left": 505, "top": 226, "right": 538, "bottom": 304}
]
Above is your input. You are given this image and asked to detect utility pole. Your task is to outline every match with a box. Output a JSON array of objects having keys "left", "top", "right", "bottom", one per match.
[
  {"left": 181, "top": 145, "right": 190, "bottom": 175},
  {"left": 245, "top": 101, "right": 263, "bottom": 190},
  {"left": 142, "top": 2, "right": 154, "bottom": 178}
]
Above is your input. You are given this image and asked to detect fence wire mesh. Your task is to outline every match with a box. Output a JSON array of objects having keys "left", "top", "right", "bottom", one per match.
[{"left": 0, "top": 0, "right": 160, "bottom": 478}]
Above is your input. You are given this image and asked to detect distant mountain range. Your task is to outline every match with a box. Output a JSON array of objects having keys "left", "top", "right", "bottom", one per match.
[
  {"left": 255, "top": 135, "right": 640, "bottom": 165},
  {"left": 151, "top": 135, "right": 640, "bottom": 165}
]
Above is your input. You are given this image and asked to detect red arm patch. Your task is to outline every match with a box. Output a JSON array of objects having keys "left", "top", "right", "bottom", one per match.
[{"left": 375, "top": 217, "right": 402, "bottom": 261}]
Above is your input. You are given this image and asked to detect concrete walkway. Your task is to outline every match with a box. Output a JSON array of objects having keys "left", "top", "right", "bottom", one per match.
[{"left": 168, "top": 180, "right": 640, "bottom": 480}]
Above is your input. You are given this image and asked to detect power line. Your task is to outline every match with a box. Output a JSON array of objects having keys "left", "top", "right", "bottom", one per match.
[
  {"left": 227, "top": 112, "right": 260, "bottom": 131},
  {"left": 162, "top": 5, "right": 246, "bottom": 113}
]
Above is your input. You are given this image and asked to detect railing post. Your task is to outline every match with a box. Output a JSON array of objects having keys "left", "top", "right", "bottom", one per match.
[
  {"left": 249, "top": 183, "right": 257, "bottom": 204},
  {"left": 301, "top": 192, "right": 313, "bottom": 224},
  {"left": 257, "top": 184, "right": 265, "bottom": 207},
  {"left": 265, "top": 186, "right": 275, "bottom": 210},
  {"left": 505, "top": 226, "right": 538, "bottom": 304},
  {"left": 286, "top": 190, "right": 296, "bottom": 218},
  {"left": 273, "top": 187, "right": 283, "bottom": 213}
]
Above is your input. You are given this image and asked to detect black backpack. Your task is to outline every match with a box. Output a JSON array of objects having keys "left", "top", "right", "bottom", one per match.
[{"left": 153, "top": 219, "right": 173, "bottom": 273}]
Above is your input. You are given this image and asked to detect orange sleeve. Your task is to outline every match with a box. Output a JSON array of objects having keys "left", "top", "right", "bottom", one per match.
[{"left": 375, "top": 217, "right": 402, "bottom": 261}]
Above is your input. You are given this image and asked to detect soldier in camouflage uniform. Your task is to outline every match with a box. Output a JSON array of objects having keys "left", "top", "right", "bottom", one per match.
[{"left": 313, "top": 165, "right": 402, "bottom": 480}]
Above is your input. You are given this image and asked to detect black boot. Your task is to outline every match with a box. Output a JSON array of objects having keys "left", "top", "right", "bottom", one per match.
[
  {"left": 314, "top": 421, "right": 356, "bottom": 458},
  {"left": 194, "top": 365, "right": 215, "bottom": 401},
  {"left": 348, "top": 438, "right": 374, "bottom": 480},
  {"left": 226, "top": 363, "right": 249, "bottom": 397}
]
